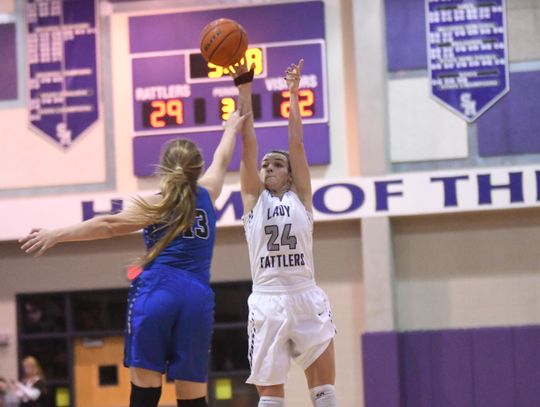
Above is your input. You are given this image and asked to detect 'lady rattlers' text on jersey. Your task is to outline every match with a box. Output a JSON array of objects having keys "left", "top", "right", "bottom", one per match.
[{"left": 243, "top": 189, "right": 315, "bottom": 292}]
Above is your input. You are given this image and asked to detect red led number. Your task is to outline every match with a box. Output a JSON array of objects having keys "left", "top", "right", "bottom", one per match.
[
  {"left": 280, "top": 89, "right": 315, "bottom": 118},
  {"left": 150, "top": 99, "right": 184, "bottom": 128}
]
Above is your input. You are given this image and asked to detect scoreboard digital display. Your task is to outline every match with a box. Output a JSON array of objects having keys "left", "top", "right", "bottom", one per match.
[{"left": 129, "top": 1, "right": 329, "bottom": 177}]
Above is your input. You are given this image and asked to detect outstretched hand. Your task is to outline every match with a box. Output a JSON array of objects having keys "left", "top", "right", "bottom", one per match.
[
  {"left": 229, "top": 58, "right": 255, "bottom": 89},
  {"left": 285, "top": 59, "right": 304, "bottom": 92},
  {"left": 229, "top": 58, "right": 255, "bottom": 81},
  {"left": 223, "top": 110, "right": 253, "bottom": 133},
  {"left": 19, "top": 228, "right": 58, "bottom": 257}
]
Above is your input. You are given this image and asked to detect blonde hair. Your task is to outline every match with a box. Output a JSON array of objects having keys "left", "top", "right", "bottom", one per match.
[
  {"left": 134, "top": 139, "right": 204, "bottom": 266},
  {"left": 22, "top": 356, "right": 44, "bottom": 379}
]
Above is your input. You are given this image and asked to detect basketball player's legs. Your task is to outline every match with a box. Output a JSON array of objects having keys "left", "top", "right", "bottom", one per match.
[
  {"left": 126, "top": 270, "right": 213, "bottom": 407},
  {"left": 125, "top": 270, "right": 174, "bottom": 407},
  {"left": 129, "top": 370, "right": 209, "bottom": 407},
  {"left": 291, "top": 286, "right": 338, "bottom": 406},
  {"left": 169, "top": 277, "right": 215, "bottom": 406},
  {"left": 131, "top": 367, "right": 162, "bottom": 386},
  {"left": 175, "top": 381, "right": 208, "bottom": 406},
  {"left": 247, "top": 293, "right": 289, "bottom": 407},
  {"left": 304, "top": 341, "right": 338, "bottom": 407},
  {"left": 129, "top": 367, "right": 162, "bottom": 407}
]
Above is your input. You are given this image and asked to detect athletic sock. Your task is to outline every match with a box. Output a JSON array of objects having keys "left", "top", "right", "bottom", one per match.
[
  {"left": 177, "top": 397, "right": 208, "bottom": 406},
  {"left": 129, "top": 382, "right": 162, "bottom": 407},
  {"left": 310, "top": 384, "right": 338, "bottom": 407},
  {"left": 258, "top": 396, "right": 285, "bottom": 406}
]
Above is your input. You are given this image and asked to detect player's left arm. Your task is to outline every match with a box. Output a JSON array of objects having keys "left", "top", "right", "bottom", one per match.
[
  {"left": 18, "top": 195, "right": 161, "bottom": 257},
  {"left": 286, "top": 59, "right": 313, "bottom": 213}
]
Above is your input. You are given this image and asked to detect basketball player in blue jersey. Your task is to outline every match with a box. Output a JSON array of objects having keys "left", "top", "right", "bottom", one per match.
[
  {"left": 19, "top": 110, "right": 250, "bottom": 407},
  {"left": 233, "top": 60, "right": 339, "bottom": 407}
]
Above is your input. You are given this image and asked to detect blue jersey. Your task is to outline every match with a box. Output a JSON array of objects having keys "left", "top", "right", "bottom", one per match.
[{"left": 142, "top": 186, "right": 216, "bottom": 284}]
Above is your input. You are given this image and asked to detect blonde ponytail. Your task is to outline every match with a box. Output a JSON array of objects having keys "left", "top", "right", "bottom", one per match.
[{"left": 134, "top": 139, "right": 204, "bottom": 266}]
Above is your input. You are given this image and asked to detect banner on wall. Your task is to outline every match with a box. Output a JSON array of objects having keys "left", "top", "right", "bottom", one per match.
[
  {"left": 2, "top": 165, "right": 540, "bottom": 241},
  {"left": 426, "top": 0, "right": 509, "bottom": 122},
  {"left": 26, "top": 0, "right": 99, "bottom": 148}
]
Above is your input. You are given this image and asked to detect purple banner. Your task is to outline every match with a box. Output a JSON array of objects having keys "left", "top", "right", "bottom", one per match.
[
  {"left": 27, "top": 0, "right": 99, "bottom": 148},
  {"left": 128, "top": 1, "right": 329, "bottom": 177},
  {"left": 0, "top": 23, "right": 18, "bottom": 101},
  {"left": 427, "top": 0, "right": 509, "bottom": 122}
]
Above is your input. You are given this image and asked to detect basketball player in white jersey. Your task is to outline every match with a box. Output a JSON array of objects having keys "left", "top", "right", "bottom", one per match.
[{"left": 233, "top": 60, "right": 338, "bottom": 407}]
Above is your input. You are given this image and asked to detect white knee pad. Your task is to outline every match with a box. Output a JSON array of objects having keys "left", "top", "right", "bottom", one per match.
[
  {"left": 310, "top": 384, "right": 338, "bottom": 407},
  {"left": 258, "top": 396, "right": 285, "bottom": 406}
]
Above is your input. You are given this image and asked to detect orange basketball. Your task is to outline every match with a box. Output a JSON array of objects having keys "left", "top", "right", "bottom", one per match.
[{"left": 199, "top": 18, "right": 248, "bottom": 68}]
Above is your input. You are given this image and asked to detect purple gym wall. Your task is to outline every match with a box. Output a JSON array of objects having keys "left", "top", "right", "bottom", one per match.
[
  {"left": 477, "top": 71, "right": 540, "bottom": 157},
  {"left": 362, "top": 325, "right": 540, "bottom": 407},
  {"left": 0, "top": 23, "right": 18, "bottom": 101}
]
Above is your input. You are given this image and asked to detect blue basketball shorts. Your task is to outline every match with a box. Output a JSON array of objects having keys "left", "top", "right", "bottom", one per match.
[{"left": 123, "top": 266, "right": 215, "bottom": 382}]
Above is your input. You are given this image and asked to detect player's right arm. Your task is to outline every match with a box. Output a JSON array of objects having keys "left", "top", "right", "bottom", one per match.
[
  {"left": 18, "top": 195, "right": 161, "bottom": 257},
  {"left": 235, "top": 62, "right": 264, "bottom": 215},
  {"left": 199, "top": 110, "right": 251, "bottom": 204}
]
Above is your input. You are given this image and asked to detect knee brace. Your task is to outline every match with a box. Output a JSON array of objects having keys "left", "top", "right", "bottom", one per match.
[{"left": 310, "top": 384, "right": 338, "bottom": 407}]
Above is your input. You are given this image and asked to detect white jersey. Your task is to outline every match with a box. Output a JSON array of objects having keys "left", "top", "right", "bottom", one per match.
[{"left": 243, "top": 189, "right": 315, "bottom": 292}]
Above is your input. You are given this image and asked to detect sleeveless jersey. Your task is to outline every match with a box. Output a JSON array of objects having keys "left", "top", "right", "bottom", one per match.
[
  {"left": 243, "top": 189, "right": 315, "bottom": 292},
  {"left": 143, "top": 186, "right": 216, "bottom": 284}
]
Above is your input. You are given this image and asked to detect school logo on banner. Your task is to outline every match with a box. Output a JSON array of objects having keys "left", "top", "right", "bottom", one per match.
[{"left": 26, "top": 0, "right": 99, "bottom": 148}]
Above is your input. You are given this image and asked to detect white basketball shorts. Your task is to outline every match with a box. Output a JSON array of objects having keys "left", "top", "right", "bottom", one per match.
[{"left": 246, "top": 284, "right": 337, "bottom": 386}]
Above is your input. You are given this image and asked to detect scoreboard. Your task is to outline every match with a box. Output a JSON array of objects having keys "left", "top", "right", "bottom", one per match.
[{"left": 128, "top": 1, "right": 329, "bottom": 176}]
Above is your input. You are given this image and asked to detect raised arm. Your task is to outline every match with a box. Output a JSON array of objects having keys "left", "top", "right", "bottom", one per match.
[
  {"left": 198, "top": 109, "right": 250, "bottom": 203},
  {"left": 234, "top": 61, "right": 264, "bottom": 214},
  {"left": 286, "top": 59, "right": 313, "bottom": 212},
  {"left": 18, "top": 195, "right": 161, "bottom": 257}
]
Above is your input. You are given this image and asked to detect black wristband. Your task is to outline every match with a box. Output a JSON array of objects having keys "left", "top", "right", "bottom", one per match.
[{"left": 234, "top": 68, "right": 255, "bottom": 86}]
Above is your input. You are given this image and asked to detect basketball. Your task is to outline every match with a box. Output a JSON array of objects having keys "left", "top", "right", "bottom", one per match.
[{"left": 199, "top": 18, "right": 248, "bottom": 67}]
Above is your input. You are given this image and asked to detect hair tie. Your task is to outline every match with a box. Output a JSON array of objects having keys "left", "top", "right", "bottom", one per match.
[{"left": 174, "top": 166, "right": 185, "bottom": 175}]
